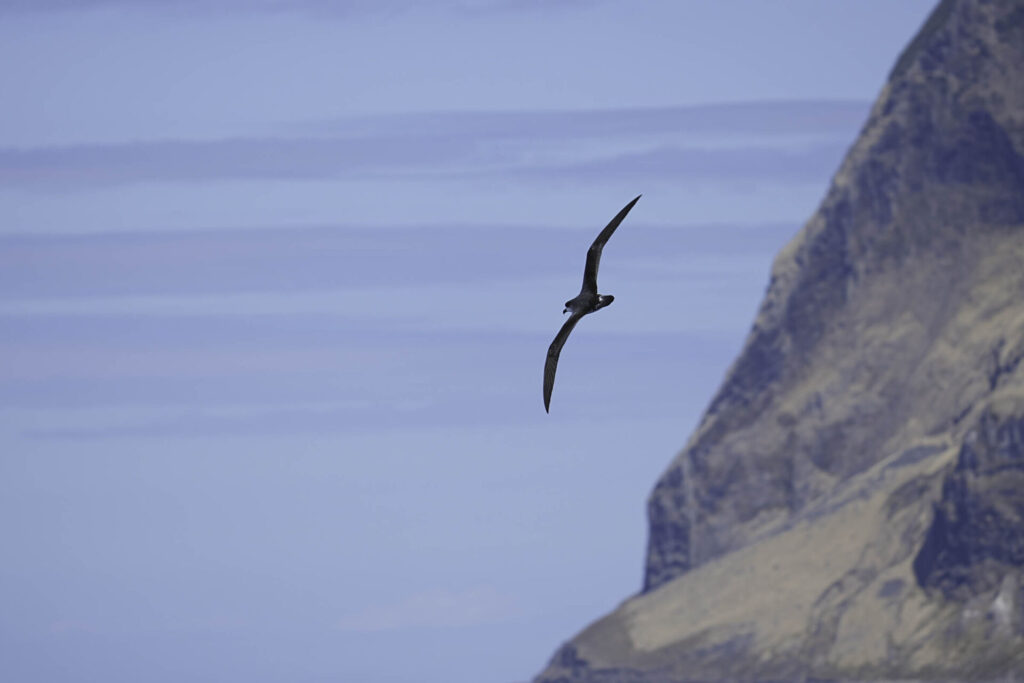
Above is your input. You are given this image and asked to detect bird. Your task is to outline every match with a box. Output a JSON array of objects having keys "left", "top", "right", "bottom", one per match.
[{"left": 543, "top": 194, "right": 641, "bottom": 412}]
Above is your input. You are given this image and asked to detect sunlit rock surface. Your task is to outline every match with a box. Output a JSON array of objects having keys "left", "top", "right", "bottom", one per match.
[{"left": 535, "top": 0, "right": 1024, "bottom": 680}]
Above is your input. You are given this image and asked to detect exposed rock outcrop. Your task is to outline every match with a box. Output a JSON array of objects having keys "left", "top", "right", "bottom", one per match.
[
  {"left": 914, "top": 398, "right": 1024, "bottom": 600},
  {"left": 535, "top": 0, "right": 1024, "bottom": 680}
]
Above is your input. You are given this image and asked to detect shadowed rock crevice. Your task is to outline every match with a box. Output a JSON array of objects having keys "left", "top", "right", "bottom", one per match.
[{"left": 914, "top": 404, "right": 1024, "bottom": 599}]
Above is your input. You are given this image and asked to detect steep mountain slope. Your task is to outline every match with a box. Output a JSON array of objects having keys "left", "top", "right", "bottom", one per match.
[{"left": 535, "top": 0, "right": 1024, "bottom": 680}]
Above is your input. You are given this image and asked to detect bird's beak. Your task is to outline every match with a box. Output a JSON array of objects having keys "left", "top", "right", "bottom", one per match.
[{"left": 562, "top": 308, "right": 568, "bottom": 314}]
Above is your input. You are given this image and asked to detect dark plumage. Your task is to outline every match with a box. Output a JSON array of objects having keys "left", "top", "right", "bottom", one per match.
[{"left": 543, "top": 195, "right": 641, "bottom": 412}]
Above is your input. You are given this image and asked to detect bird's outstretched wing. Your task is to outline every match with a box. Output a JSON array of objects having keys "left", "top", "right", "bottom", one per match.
[
  {"left": 582, "top": 194, "right": 641, "bottom": 294},
  {"left": 544, "top": 311, "right": 585, "bottom": 413}
]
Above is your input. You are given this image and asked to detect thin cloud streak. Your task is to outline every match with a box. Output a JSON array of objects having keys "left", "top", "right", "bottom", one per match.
[
  {"left": 0, "top": 0, "right": 601, "bottom": 16},
  {"left": 313, "top": 100, "right": 871, "bottom": 139},
  {"left": 0, "top": 136, "right": 477, "bottom": 187},
  {"left": 0, "top": 137, "right": 845, "bottom": 188},
  {"left": 0, "top": 0, "right": 409, "bottom": 16},
  {"left": 8, "top": 330, "right": 728, "bottom": 435},
  {"left": 500, "top": 142, "right": 849, "bottom": 183},
  {"left": 0, "top": 101, "right": 866, "bottom": 189},
  {"left": 457, "top": 0, "right": 602, "bottom": 14},
  {"left": 0, "top": 221, "right": 795, "bottom": 299}
]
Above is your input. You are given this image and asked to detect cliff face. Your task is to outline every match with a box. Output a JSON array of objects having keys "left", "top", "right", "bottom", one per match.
[{"left": 536, "top": 1, "right": 1024, "bottom": 680}]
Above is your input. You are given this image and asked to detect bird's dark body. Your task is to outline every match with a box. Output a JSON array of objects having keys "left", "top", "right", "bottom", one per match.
[
  {"left": 564, "top": 292, "right": 613, "bottom": 316},
  {"left": 543, "top": 195, "right": 640, "bottom": 412}
]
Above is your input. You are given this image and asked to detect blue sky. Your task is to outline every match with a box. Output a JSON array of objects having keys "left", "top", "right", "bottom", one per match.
[{"left": 1, "top": 2, "right": 936, "bottom": 682}]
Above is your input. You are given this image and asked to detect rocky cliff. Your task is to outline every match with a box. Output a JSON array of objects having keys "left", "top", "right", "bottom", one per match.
[{"left": 535, "top": 0, "right": 1024, "bottom": 680}]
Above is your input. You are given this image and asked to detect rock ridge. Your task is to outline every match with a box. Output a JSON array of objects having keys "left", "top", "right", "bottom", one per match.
[{"left": 535, "top": 0, "right": 1024, "bottom": 680}]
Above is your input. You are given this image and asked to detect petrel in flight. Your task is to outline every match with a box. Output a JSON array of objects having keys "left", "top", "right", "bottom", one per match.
[{"left": 543, "top": 194, "right": 641, "bottom": 412}]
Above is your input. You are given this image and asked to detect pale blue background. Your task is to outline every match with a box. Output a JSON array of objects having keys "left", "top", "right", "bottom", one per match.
[{"left": 1, "top": 2, "right": 935, "bottom": 682}]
